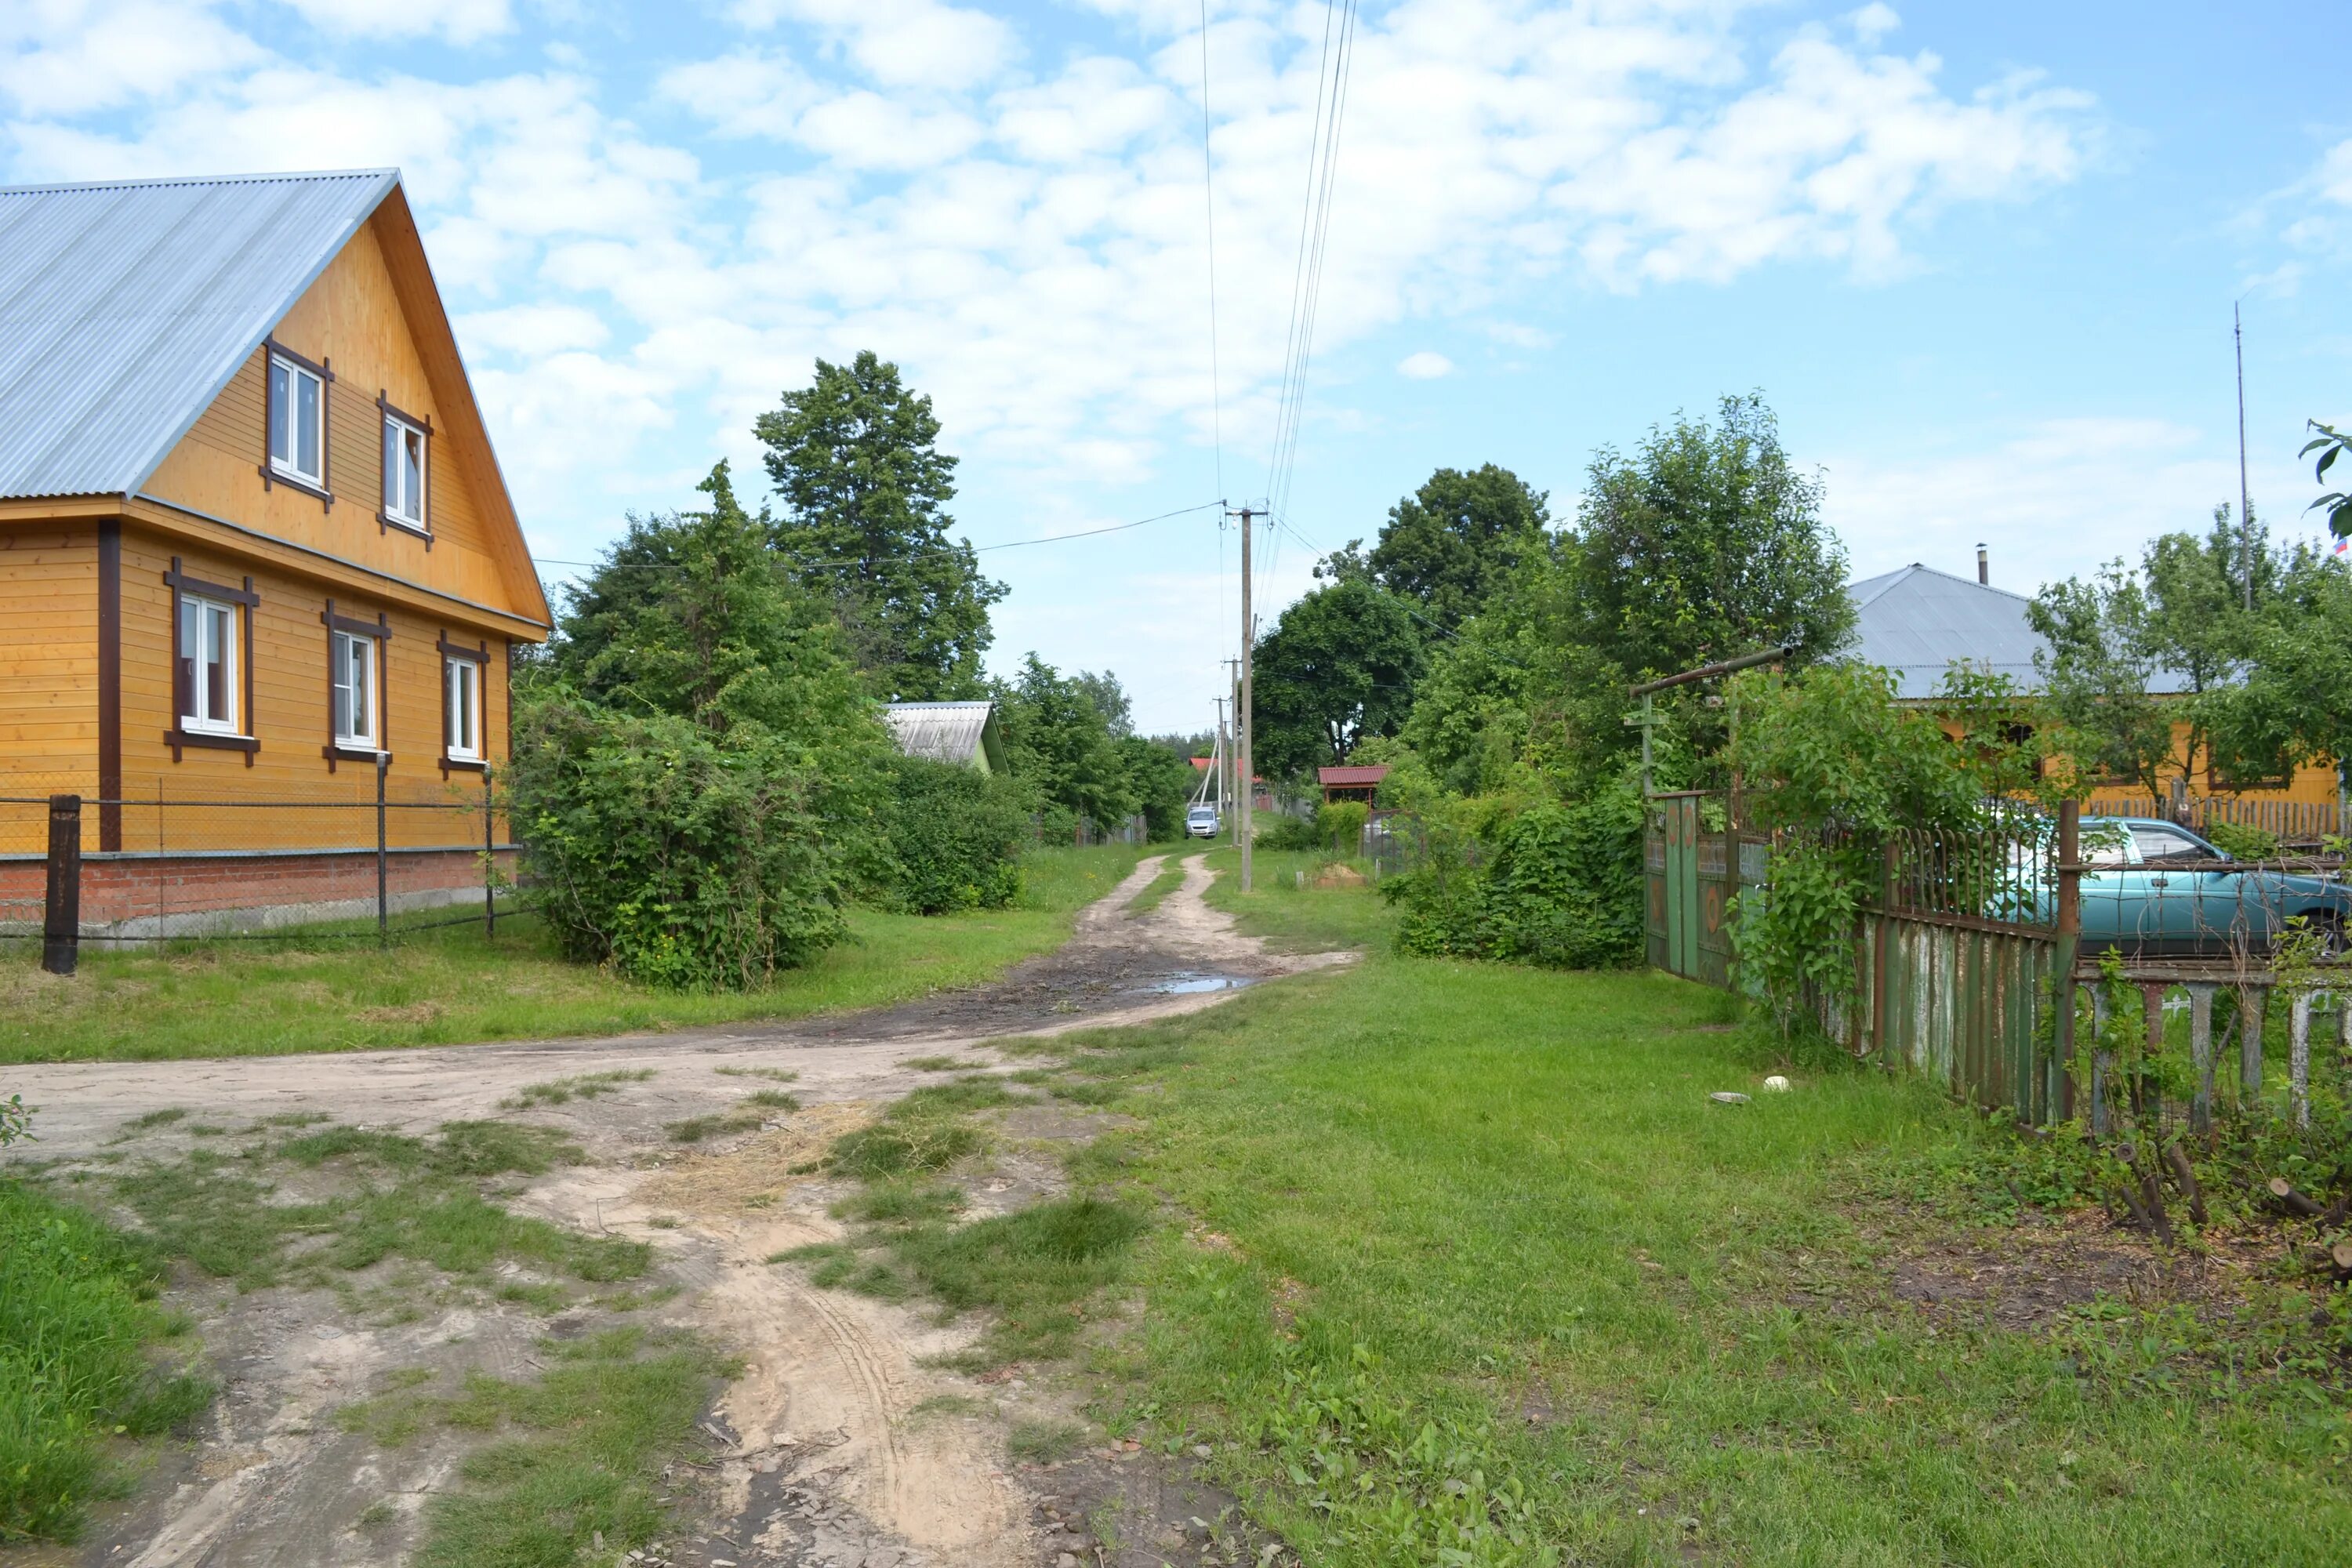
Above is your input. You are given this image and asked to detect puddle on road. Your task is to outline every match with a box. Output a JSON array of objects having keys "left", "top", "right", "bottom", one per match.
[{"left": 1147, "top": 971, "right": 1254, "bottom": 995}]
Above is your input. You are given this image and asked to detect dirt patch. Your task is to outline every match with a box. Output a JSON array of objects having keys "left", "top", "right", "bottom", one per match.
[
  {"left": 1831, "top": 1200, "right": 2282, "bottom": 1335},
  {"left": 1311, "top": 863, "right": 1367, "bottom": 890},
  {"left": 1022, "top": 1446, "right": 1283, "bottom": 1567}
]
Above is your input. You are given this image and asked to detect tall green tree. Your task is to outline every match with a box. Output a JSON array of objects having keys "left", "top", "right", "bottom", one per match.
[
  {"left": 2028, "top": 506, "right": 2272, "bottom": 799},
  {"left": 994, "top": 655, "right": 1139, "bottom": 829},
  {"left": 549, "top": 462, "right": 883, "bottom": 757},
  {"left": 2205, "top": 543, "right": 2352, "bottom": 791},
  {"left": 756, "top": 351, "right": 1005, "bottom": 701},
  {"left": 1571, "top": 394, "right": 1852, "bottom": 683},
  {"left": 1071, "top": 670, "right": 1134, "bottom": 738},
  {"left": 1251, "top": 579, "right": 1427, "bottom": 779},
  {"left": 1324, "top": 464, "right": 1551, "bottom": 633}
]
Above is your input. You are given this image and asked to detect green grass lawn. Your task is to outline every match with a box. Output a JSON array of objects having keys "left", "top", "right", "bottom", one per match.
[
  {"left": 0, "top": 845, "right": 1149, "bottom": 1065},
  {"left": 1036, "top": 935, "right": 2352, "bottom": 1563},
  {"left": 1196, "top": 845, "right": 1398, "bottom": 952}
]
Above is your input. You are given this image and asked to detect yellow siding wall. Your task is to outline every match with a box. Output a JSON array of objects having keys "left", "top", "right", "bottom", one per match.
[
  {"left": 140, "top": 218, "right": 520, "bottom": 618},
  {"left": 0, "top": 524, "right": 96, "bottom": 793},
  {"left": 115, "top": 526, "right": 509, "bottom": 851}
]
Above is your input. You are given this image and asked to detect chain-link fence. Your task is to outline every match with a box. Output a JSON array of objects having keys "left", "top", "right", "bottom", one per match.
[{"left": 1, "top": 768, "right": 516, "bottom": 951}]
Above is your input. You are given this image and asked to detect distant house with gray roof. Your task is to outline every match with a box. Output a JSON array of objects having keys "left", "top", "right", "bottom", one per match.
[
  {"left": 1846, "top": 561, "right": 2190, "bottom": 701},
  {"left": 883, "top": 700, "right": 1007, "bottom": 775}
]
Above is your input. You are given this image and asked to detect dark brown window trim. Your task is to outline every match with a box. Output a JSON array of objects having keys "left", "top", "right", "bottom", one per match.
[
  {"left": 260, "top": 339, "right": 333, "bottom": 511},
  {"left": 322, "top": 605, "right": 394, "bottom": 641},
  {"left": 438, "top": 632, "right": 491, "bottom": 777},
  {"left": 98, "top": 519, "right": 121, "bottom": 850},
  {"left": 267, "top": 337, "right": 335, "bottom": 383},
  {"left": 165, "top": 557, "right": 256, "bottom": 767},
  {"left": 376, "top": 390, "right": 434, "bottom": 548},
  {"left": 321, "top": 599, "right": 393, "bottom": 773},
  {"left": 164, "top": 561, "right": 259, "bottom": 607},
  {"left": 166, "top": 729, "right": 260, "bottom": 757}
]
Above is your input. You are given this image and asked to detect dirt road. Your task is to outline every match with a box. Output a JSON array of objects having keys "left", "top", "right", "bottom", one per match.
[{"left": 7, "top": 853, "right": 1350, "bottom": 1568}]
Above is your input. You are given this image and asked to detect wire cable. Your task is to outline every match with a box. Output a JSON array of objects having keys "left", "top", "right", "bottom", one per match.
[
  {"left": 529, "top": 500, "right": 1226, "bottom": 575},
  {"left": 1197, "top": 0, "right": 1225, "bottom": 506}
]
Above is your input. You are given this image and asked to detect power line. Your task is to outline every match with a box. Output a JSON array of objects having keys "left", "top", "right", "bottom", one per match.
[
  {"left": 529, "top": 500, "right": 1225, "bottom": 576},
  {"left": 1263, "top": 0, "right": 1359, "bottom": 528},
  {"left": 1197, "top": 0, "right": 1225, "bottom": 505}
]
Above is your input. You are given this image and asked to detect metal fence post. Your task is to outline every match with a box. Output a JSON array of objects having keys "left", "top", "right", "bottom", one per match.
[
  {"left": 376, "top": 758, "right": 389, "bottom": 948},
  {"left": 483, "top": 766, "right": 495, "bottom": 938},
  {"left": 42, "top": 793, "right": 81, "bottom": 976}
]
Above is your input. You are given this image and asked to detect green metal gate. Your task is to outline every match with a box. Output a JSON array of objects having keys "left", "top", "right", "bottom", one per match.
[{"left": 1646, "top": 793, "right": 1704, "bottom": 979}]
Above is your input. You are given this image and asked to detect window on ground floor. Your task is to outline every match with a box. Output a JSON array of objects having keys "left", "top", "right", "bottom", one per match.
[{"left": 177, "top": 594, "right": 238, "bottom": 733}]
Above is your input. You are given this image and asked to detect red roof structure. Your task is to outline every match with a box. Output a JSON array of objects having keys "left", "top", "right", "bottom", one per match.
[{"left": 1317, "top": 764, "right": 1389, "bottom": 803}]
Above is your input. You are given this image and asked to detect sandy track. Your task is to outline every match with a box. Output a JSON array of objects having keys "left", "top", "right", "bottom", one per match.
[{"left": 10, "top": 853, "right": 1351, "bottom": 1568}]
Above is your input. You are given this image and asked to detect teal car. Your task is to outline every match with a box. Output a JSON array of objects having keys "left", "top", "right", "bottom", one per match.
[{"left": 2077, "top": 817, "right": 2350, "bottom": 956}]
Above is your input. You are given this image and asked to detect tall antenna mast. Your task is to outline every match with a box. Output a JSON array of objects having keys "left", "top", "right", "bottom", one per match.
[{"left": 2237, "top": 302, "right": 2254, "bottom": 611}]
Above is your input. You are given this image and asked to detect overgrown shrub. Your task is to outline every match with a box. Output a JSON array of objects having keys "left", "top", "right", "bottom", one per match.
[
  {"left": 874, "top": 756, "right": 1028, "bottom": 914},
  {"left": 2202, "top": 819, "right": 2281, "bottom": 861},
  {"left": 1257, "top": 811, "right": 1323, "bottom": 851},
  {"left": 509, "top": 699, "right": 849, "bottom": 989},
  {"left": 1388, "top": 787, "right": 1645, "bottom": 968}
]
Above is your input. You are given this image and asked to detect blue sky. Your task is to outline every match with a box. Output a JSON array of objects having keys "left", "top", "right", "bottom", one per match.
[{"left": 5, "top": 0, "right": 2344, "bottom": 732}]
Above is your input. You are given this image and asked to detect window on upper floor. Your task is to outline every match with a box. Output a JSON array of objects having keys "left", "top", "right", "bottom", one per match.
[
  {"left": 444, "top": 653, "right": 481, "bottom": 761},
  {"left": 332, "top": 631, "right": 378, "bottom": 750},
  {"left": 178, "top": 594, "right": 239, "bottom": 734},
  {"left": 269, "top": 351, "right": 325, "bottom": 488},
  {"left": 383, "top": 412, "right": 426, "bottom": 531}
]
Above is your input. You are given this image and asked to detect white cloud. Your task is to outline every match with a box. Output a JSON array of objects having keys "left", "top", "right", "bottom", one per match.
[
  {"left": 730, "top": 0, "right": 1017, "bottom": 92},
  {"left": 1823, "top": 417, "right": 2317, "bottom": 593},
  {"left": 455, "top": 303, "right": 612, "bottom": 358},
  {"left": 0, "top": 0, "right": 261, "bottom": 116},
  {"left": 1849, "top": 3, "right": 1900, "bottom": 46},
  {"left": 281, "top": 0, "right": 514, "bottom": 44},
  {"left": 1396, "top": 350, "right": 1452, "bottom": 379},
  {"left": 654, "top": 50, "right": 816, "bottom": 140}
]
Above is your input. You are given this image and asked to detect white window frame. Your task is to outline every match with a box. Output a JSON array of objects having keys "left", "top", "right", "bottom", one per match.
[
  {"left": 332, "top": 630, "right": 379, "bottom": 750},
  {"left": 269, "top": 351, "right": 326, "bottom": 489},
  {"left": 383, "top": 411, "right": 427, "bottom": 531},
  {"left": 444, "top": 654, "right": 481, "bottom": 761},
  {"left": 178, "top": 593, "right": 239, "bottom": 735}
]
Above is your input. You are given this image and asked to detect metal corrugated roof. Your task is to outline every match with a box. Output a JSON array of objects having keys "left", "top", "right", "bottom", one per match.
[
  {"left": 1847, "top": 564, "right": 2191, "bottom": 699},
  {"left": 0, "top": 169, "right": 398, "bottom": 499},
  {"left": 1318, "top": 764, "right": 1390, "bottom": 786},
  {"left": 883, "top": 701, "right": 1005, "bottom": 771}
]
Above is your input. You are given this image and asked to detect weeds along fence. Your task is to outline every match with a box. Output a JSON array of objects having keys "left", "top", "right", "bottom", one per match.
[
  {"left": 0, "top": 768, "right": 516, "bottom": 957},
  {"left": 1649, "top": 796, "right": 2352, "bottom": 1127}
]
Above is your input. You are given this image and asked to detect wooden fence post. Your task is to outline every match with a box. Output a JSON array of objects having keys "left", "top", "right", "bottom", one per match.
[
  {"left": 2050, "top": 800, "right": 2081, "bottom": 1125},
  {"left": 42, "top": 793, "right": 81, "bottom": 976},
  {"left": 2187, "top": 983, "right": 2217, "bottom": 1133}
]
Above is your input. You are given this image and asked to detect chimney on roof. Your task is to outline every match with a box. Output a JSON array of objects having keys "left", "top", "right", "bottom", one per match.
[{"left": 1976, "top": 544, "right": 1988, "bottom": 586}]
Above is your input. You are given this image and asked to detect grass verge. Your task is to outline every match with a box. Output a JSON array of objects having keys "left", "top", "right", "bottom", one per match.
[
  {"left": 1123, "top": 858, "right": 1188, "bottom": 917},
  {"left": 1046, "top": 931, "right": 2352, "bottom": 1565},
  {"left": 0, "top": 844, "right": 1151, "bottom": 1064},
  {"left": 0, "top": 1179, "right": 211, "bottom": 1543},
  {"left": 336, "top": 1326, "right": 735, "bottom": 1568},
  {"left": 1196, "top": 845, "right": 1396, "bottom": 952}
]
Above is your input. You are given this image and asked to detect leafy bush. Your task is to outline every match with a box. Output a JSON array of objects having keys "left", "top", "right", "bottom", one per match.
[
  {"left": 874, "top": 756, "right": 1027, "bottom": 913},
  {"left": 1258, "top": 811, "right": 1323, "bottom": 851},
  {"left": 1317, "top": 800, "right": 1370, "bottom": 855},
  {"left": 510, "top": 699, "right": 850, "bottom": 989},
  {"left": 1388, "top": 787, "right": 1645, "bottom": 968},
  {"left": 2202, "top": 819, "right": 2281, "bottom": 861}
]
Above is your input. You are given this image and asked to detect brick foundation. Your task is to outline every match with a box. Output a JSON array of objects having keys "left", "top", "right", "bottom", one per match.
[{"left": 0, "top": 846, "right": 519, "bottom": 939}]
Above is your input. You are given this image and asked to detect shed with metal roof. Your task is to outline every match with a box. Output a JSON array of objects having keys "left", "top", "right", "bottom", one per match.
[
  {"left": 884, "top": 701, "right": 1007, "bottom": 775},
  {"left": 1846, "top": 563, "right": 2190, "bottom": 700}
]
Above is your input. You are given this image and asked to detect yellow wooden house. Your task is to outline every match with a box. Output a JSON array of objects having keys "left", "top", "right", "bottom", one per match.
[
  {"left": 1850, "top": 557, "right": 2342, "bottom": 840},
  {"left": 0, "top": 169, "right": 550, "bottom": 930}
]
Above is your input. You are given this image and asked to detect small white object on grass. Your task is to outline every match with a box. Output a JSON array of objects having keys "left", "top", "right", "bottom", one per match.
[
  {"left": 1708, "top": 1091, "right": 1749, "bottom": 1105},
  {"left": 1762, "top": 1075, "right": 1791, "bottom": 1092}
]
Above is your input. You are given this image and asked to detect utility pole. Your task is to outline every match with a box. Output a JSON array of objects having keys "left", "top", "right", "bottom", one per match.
[
  {"left": 2237, "top": 303, "right": 2255, "bottom": 612},
  {"left": 1231, "top": 505, "right": 1258, "bottom": 891}
]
